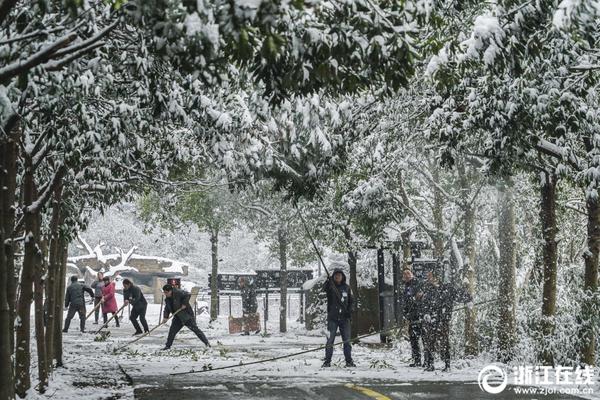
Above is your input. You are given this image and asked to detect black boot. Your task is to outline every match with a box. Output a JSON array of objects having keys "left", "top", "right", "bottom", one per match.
[
  {"left": 442, "top": 363, "right": 450, "bottom": 372},
  {"left": 424, "top": 364, "right": 435, "bottom": 372},
  {"left": 321, "top": 361, "right": 331, "bottom": 368},
  {"left": 345, "top": 360, "right": 356, "bottom": 368},
  {"left": 409, "top": 360, "right": 422, "bottom": 367}
]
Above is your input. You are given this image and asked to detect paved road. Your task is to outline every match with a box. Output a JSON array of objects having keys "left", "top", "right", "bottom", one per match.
[
  {"left": 108, "top": 323, "right": 592, "bottom": 400},
  {"left": 131, "top": 378, "right": 587, "bottom": 399}
]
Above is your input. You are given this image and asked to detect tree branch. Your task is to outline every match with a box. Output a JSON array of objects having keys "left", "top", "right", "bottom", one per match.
[{"left": 0, "top": 33, "right": 77, "bottom": 85}]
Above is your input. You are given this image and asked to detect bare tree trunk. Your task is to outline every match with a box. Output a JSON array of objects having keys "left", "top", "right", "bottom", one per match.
[
  {"left": 401, "top": 231, "right": 412, "bottom": 269},
  {"left": 15, "top": 157, "right": 36, "bottom": 397},
  {"left": 210, "top": 230, "right": 219, "bottom": 322},
  {"left": 2, "top": 133, "right": 18, "bottom": 356},
  {"left": 540, "top": 172, "right": 558, "bottom": 365},
  {"left": 459, "top": 163, "right": 478, "bottom": 356},
  {"left": 34, "top": 237, "right": 47, "bottom": 393},
  {"left": 432, "top": 166, "right": 445, "bottom": 259},
  {"left": 581, "top": 192, "right": 600, "bottom": 365},
  {"left": 53, "top": 239, "right": 68, "bottom": 368},
  {"left": 463, "top": 200, "right": 478, "bottom": 356},
  {"left": 0, "top": 139, "right": 16, "bottom": 400},
  {"left": 343, "top": 226, "right": 359, "bottom": 339},
  {"left": 497, "top": 177, "right": 517, "bottom": 363},
  {"left": 278, "top": 226, "right": 288, "bottom": 333},
  {"left": 45, "top": 185, "right": 62, "bottom": 368}
]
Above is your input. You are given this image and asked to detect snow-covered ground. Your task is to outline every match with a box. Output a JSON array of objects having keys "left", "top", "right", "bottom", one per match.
[{"left": 25, "top": 296, "right": 600, "bottom": 399}]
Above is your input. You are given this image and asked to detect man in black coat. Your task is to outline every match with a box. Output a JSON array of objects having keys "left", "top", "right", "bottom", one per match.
[
  {"left": 239, "top": 277, "right": 258, "bottom": 335},
  {"left": 420, "top": 270, "right": 472, "bottom": 372},
  {"left": 161, "top": 284, "right": 210, "bottom": 350},
  {"left": 122, "top": 278, "right": 149, "bottom": 335},
  {"left": 322, "top": 268, "right": 355, "bottom": 368},
  {"left": 63, "top": 275, "right": 94, "bottom": 333},
  {"left": 402, "top": 269, "right": 422, "bottom": 367}
]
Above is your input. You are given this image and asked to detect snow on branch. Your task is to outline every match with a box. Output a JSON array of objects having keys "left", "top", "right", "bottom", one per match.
[
  {"left": 26, "top": 165, "right": 66, "bottom": 214},
  {"left": 0, "top": 33, "right": 77, "bottom": 85},
  {"left": 77, "top": 235, "right": 95, "bottom": 256}
]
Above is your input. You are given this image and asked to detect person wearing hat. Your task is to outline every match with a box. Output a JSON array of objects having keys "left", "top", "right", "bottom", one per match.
[
  {"left": 419, "top": 268, "right": 472, "bottom": 372},
  {"left": 122, "top": 278, "right": 149, "bottom": 335},
  {"left": 322, "top": 268, "right": 355, "bottom": 368},
  {"left": 161, "top": 284, "right": 210, "bottom": 350}
]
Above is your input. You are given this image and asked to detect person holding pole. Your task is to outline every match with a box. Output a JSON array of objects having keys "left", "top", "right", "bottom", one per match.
[
  {"left": 161, "top": 284, "right": 210, "bottom": 350},
  {"left": 322, "top": 268, "right": 355, "bottom": 368},
  {"left": 90, "top": 271, "right": 104, "bottom": 324},
  {"left": 100, "top": 276, "right": 120, "bottom": 328},
  {"left": 122, "top": 278, "right": 149, "bottom": 335},
  {"left": 63, "top": 275, "right": 94, "bottom": 333}
]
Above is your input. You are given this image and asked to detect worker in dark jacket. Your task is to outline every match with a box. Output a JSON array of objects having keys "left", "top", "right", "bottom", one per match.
[
  {"left": 63, "top": 275, "right": 94, "bottom": 333},
  {"left": 161, "top": 284, "right": 210, "bottom": 350},
  {"left": 420, "top": 270, "right": 472, "bottom": 372},
  {"left": 123, "top": 278, "right": 149, "bottom": 335},
  {"left": 322, "top": 268, "right": 355, "bottom": 368},
  {"left": 239, "top": 277, "right": 259, "bottom": 335},
  {"left": 402, "top": 269, "right": 422, "bottom": 367}
]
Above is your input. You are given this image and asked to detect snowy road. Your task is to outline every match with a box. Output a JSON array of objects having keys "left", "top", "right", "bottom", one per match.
[{"left": 41, "top": 304, "right": 597, "bottom": 400}]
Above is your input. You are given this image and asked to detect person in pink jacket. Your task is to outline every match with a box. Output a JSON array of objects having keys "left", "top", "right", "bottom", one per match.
[{"left": 101, "top": 276, "right": 120, "bottom": 328}]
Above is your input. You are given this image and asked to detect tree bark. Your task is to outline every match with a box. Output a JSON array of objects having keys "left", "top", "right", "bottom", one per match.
[
  {"left": 278, "top": 226, "right": 288, "bottom": 333},
  {"left": 540, "top": 172, "right": 558, "bottom": 365},
  {"left": 343, "top": 227, "right": 359, "bottom": 339},
  {"left": 432, "top": 166, "right": 445, "bottom": 259},
  {"left": 34, "top": 237, "right": 47, "bottom": 393},
  {"left": 497, "top": 177, "right": 517, "bottom": 363},
  {"left": 581, "top": 192, "right": 600, "bottom": 365},
  {"left": 0, "top": 139, "right": 16, "bottom": 400},
  {"left": 15, "top": 157, "right": 36, "bottom": 397},
  {"left": 459, "top": 163, "right": 478, "bottom": 356},
  {"left": 53, "top": 238, "right": 68, "bottom": 368},
  {"left": 2, "top": 132, "right": 18, "bottom": 356},
  {"left": 45, "top": 184, "right": 62, "bottom": 368},
  {"left": 209, "top": 230, "right": 219, "bottom": 322}
]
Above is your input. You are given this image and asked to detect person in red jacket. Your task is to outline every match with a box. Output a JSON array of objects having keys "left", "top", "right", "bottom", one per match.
[{"left": 100, "top": 276, "right": 120, "bottom": 328}]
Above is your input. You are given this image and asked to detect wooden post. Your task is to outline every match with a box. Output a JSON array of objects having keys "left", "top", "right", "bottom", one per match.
[
  {"left": 264, "top": 288, "right": 269, "bottom": 334},
  {"left": 377, "top": 248, "right": 386, "bottom": 343},
  {"left": 392, "top": 252, "right": 401, "bottom": 326},
  {"left": 158, "top": 295, "right": 164, "bottom": 325},
  {"left": 217, "top": 292, "right": 220, "bottom": 316},
  {"left": 299, "top": 290, "right": 304, "bottom": 324},
  {"left": 228, "top": 294, "right": 232, "bottom": 317}
]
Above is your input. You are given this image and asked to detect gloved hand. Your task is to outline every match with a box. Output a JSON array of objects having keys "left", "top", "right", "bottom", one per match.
[
  {"left": 466, "top": 301, "right": 474, "bottom": 310},
  {"left": 161, "top": 318, "right": 168, "bottom": 324}
]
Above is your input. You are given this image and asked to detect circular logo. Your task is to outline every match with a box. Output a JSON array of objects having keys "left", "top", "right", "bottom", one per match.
[{"left": 478, "top": 365, "right": 508, "bottom": 394}]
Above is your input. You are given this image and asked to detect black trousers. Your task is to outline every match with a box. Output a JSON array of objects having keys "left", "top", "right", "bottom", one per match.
[
  {"left": 423, "top": 320, "right": 451, "bottom": 367},
  {"left": 102, "top": 312, "right": 120, "bottom": 327},
  {"left": 130, "top": 303, "right": 149, "bottom": 333},
  {"left": 408, "top": 321, "right": 422, "bottom": 364},
  {"left": 64, "top": 304, "right": 86, "bottom": 332},
  {"left": 165, "top": 316, "right": 209, "bottom": 348}
]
